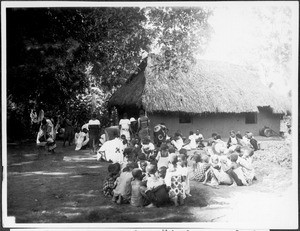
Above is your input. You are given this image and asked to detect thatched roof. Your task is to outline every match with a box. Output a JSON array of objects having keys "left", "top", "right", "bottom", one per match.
[{"left": 109, "top": 56, "right": 290, "bottom": 114}]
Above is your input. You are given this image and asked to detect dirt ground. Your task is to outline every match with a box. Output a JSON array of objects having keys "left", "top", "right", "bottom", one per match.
[{"left": 5, "top": 137, "right": 296, "bottom": 227}]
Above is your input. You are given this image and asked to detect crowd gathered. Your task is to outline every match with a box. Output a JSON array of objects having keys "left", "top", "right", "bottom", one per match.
[{"left": 32, "top": 107, "right": 260, "bottom": 208}]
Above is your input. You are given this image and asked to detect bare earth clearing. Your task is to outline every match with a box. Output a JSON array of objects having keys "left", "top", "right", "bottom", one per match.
[{"left": 6, "top": 138, "right": 294, "bottom": 227}]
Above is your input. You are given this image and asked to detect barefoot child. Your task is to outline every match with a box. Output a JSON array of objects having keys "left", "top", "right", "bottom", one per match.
[
  {"left": 178, "top": 154, "right": 191, "bottom": 197},
  {"left": 112, "top": 163, "right": 135, "bottom": 204},
  {"left": 156, "top": 143, "right": 169, "bottom": 169},
  {"left": 103, "top": 163, "right": 121, "bottom": 197},
  {"left": 165, "top": 155, "right": 185, "bottom": 206},
  {"left": 130, "top": 168, "right": 148, "bottom": 207}
]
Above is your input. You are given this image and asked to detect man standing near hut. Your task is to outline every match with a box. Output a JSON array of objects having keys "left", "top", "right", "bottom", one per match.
[
  {"left": 137, "top": 110, "right": 150, "bottom": 141},
  {"left": 88, "top": 113, "right": 101, "bottom": 154}
]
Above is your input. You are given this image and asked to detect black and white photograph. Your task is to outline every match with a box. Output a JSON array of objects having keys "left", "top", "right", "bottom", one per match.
[{"left": 1, "top": 1, "right": 298, "bottom": 230}]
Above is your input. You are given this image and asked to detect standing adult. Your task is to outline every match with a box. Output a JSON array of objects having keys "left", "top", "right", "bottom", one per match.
[
  {"left": 62, "top": 117, "right": 75, "bottom": 147},
  {"left": 137, "top": 110, "right": 150, "bottom": 141},
  {"left": 153, "top": 123, "right": 168, "bottom": 148},
  {"left": 36, "top": 118, "right": 56, "bottom": 152},
  {"left": 129, "top": 117, "right": 138, "bottom": 139},
  {"left": 88, "top": 113, "right": 101, "bottom": 154},
  {"left": 119, "top": 113, "right": 131, "bottom": 141}
]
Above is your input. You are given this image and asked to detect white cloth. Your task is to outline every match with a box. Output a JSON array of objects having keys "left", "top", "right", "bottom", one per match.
[
  {"left": 119, "top": 118, "right": 131, "bottom": 140},
  {"left": 75, "top": 132, "right": 89, "bottom": 151},
  {"left": 233, "top": 167, "right": 248, "bottom": 186},
  {"left": 230, "top": 137, "right": 238, "bottom": 145},
  {"left": 156, "top": 151, "right": 169, "bottom": 169},
  {"left": 194, "top": 133, "right": 204, "bottom": 141},
  {"left": 171, "top": 137, "right": 184, "bottom": 150},
  {"left": 36, "top": 119, "right": 54, "bottom": 145},
  {"left": 141, "top": 142, "right": 155, "bottom": 154},
  {"left": 178, "top": 165, "right": 189, "bottom": 197},
  {"left": 214, "top": 140, "right": 227, "bottom": 154},
  {"left": 146, "top": 174, "right": 164, "bottom": 190},
  {"left": 97, "top": 138, "right": 124, "bottom": 163},
  {"left": 237, "top": 156, "right": 255, "bottom": 183},
  {"left": 82, "top": 123, "right": 89, "bottom": 131},
  {"left": 88, "top": 119, "right": 100, "bottom": 125},
  {"left": 241, "top": 136, "right": 251, "bottom": 146},
  {"left": 129, "top": 117, "right": 136, "bottom": 122},
  {"left": 188, "top": 135, "right": 197, "bottom": 149}
]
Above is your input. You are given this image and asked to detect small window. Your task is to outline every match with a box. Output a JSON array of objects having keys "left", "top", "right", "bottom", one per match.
[
  {"left": 245, "top": 113, "right": 257, "bottom": 124},
  {"left": 179, "top": 112, "right": 192, "bottom": 123}
]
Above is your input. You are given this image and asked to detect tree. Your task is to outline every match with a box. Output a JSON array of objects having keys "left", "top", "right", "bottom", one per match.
[
  {"left": 144, "top": 7, "right": 212, "bottom": 75},
  {"left": 251, "top": 6, "right": 293, "bottom": 97},
  {"left": 6, "top": 6, "right": 212, "bottom": 140}
]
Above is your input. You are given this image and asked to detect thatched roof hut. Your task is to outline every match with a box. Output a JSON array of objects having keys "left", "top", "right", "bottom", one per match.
[{"left": 109, "top": 55, "right": 290, "bottom": 115}]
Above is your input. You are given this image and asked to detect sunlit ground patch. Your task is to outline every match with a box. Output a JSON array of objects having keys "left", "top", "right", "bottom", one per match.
[
  {"left": 9, "top": 161, "right": 34, "bottom": 166},
  {"left": 69, "top": 175, "right": 83, "bottom": 178},
  {"left": 85, "top": 165, "right": 103, "bottom": 169},
  {"left": 23, "top": 153, "right": 38, "bottom": 157},
  {"left": 63, "top": 155, "right": 97, "bottom": 162},
  {"left": 8, "top": 171, "right": 70, "bottom": 176}
]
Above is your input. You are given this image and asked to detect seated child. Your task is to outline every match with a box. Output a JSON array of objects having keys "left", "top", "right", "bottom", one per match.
[
  {"left": 210, "top": 155, "right": 232, "bottom": 185},
  {"left": 130, "top": 168, "right": 148, "bottom": 207},
  {"left": 132, "top": 146, "right": 142, "bottom": 161},
  {"left": 112, "top": 163, "right": 135, "bottom": 204},
  {"left": 120, "top": 134, "right": 128, "bottom": 149},
  {"left": 224, "top": 153, "right": 248, "bottom": 186},
  {"left": 236, "top": 131, "right": 243, "bottom": 140},
  {"left": 156, "top": 143, "right": 170, "bottom": 169},
  {"left": 171, "top": 132, "right": 184, "bottom": 150},
  {"left": 247, "top": 132, "right": 259, "bottom": 151},
  {"left": 207, "top": 133, "right": 218, "bottom": 146},
  {"left": 213, "top": 135, "right": 228, "bottom": 154},
  {"left": 179, "top": 148, "right": 188, "bottom": 157},
  {"left": 227, "top": 130, "right": 239, "bottom": 152},
  {"left": 141, "top": 137, "right": 155, "bottom": 160},
  {"left": 168, "top": 146, "right": 177, "bottom": 161},
  {"left": 103, "top": 163, "right": 121, "bottom": 197},
  {"left": 121, "top": 147, "right": 134, "bottom": 170},
  {"left": 190, "top": 154, "right": 212, "bottom": 182},
  {"left": 146, "top": 164, "right": 164, "bottom": 190},
  {"left": 194, "top": 129, "right": 204, "bottom": 148},
  {"left": 237, "top": 149, "right": 255, "bottom": 185},
  {"left": 188, "top": 131, "right": 197, "bottom": 150},
  {"left": 140, "top": 164, "right": 169, "bottom": 208},
  {"left": 165, "top": 155, "right": 185, "bottom": 206},
  {"left": 158, "top": 166, "right": 167, "bottom": 181}
]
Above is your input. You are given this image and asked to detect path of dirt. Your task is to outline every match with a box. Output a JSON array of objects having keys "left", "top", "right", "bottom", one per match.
[{"left": 5, "top": 139, "right": 296, "bottom": 228}]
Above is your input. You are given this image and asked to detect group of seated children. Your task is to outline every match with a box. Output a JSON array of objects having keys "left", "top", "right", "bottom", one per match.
[
  {"left": 102, "top": 142, "right": 191, "bottom": 208},
  {"left": 100, "top": 130, "right": 255, "bottom": 207},
  {"left": 189, "top": 146, "right": 256, "bottom": 187},
  {"left": 170, "top": 129, "right": 205, "bottom": 151},
  {"left": 101, "top": 129, "right": 257, "bottom": 208},
  {"left": 206, "top": 130, "right": 259, "bottom": 156}
]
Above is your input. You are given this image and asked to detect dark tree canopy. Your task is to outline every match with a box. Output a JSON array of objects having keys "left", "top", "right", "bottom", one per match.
[{"left": 6, "top": 6, "right": 212, "bottom": 140}]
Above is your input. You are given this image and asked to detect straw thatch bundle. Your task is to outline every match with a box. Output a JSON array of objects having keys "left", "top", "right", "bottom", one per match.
[{"left": 109, "top": 55, "right": 290, "bottom": 114}]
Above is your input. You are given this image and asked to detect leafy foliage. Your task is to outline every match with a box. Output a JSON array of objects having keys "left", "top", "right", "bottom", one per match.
[
  {"left": 145, "top": 7, "right": 212, "bottom": 76},
  {"left": 6, "top": 6, "right": 212, "bottom": 140}
]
